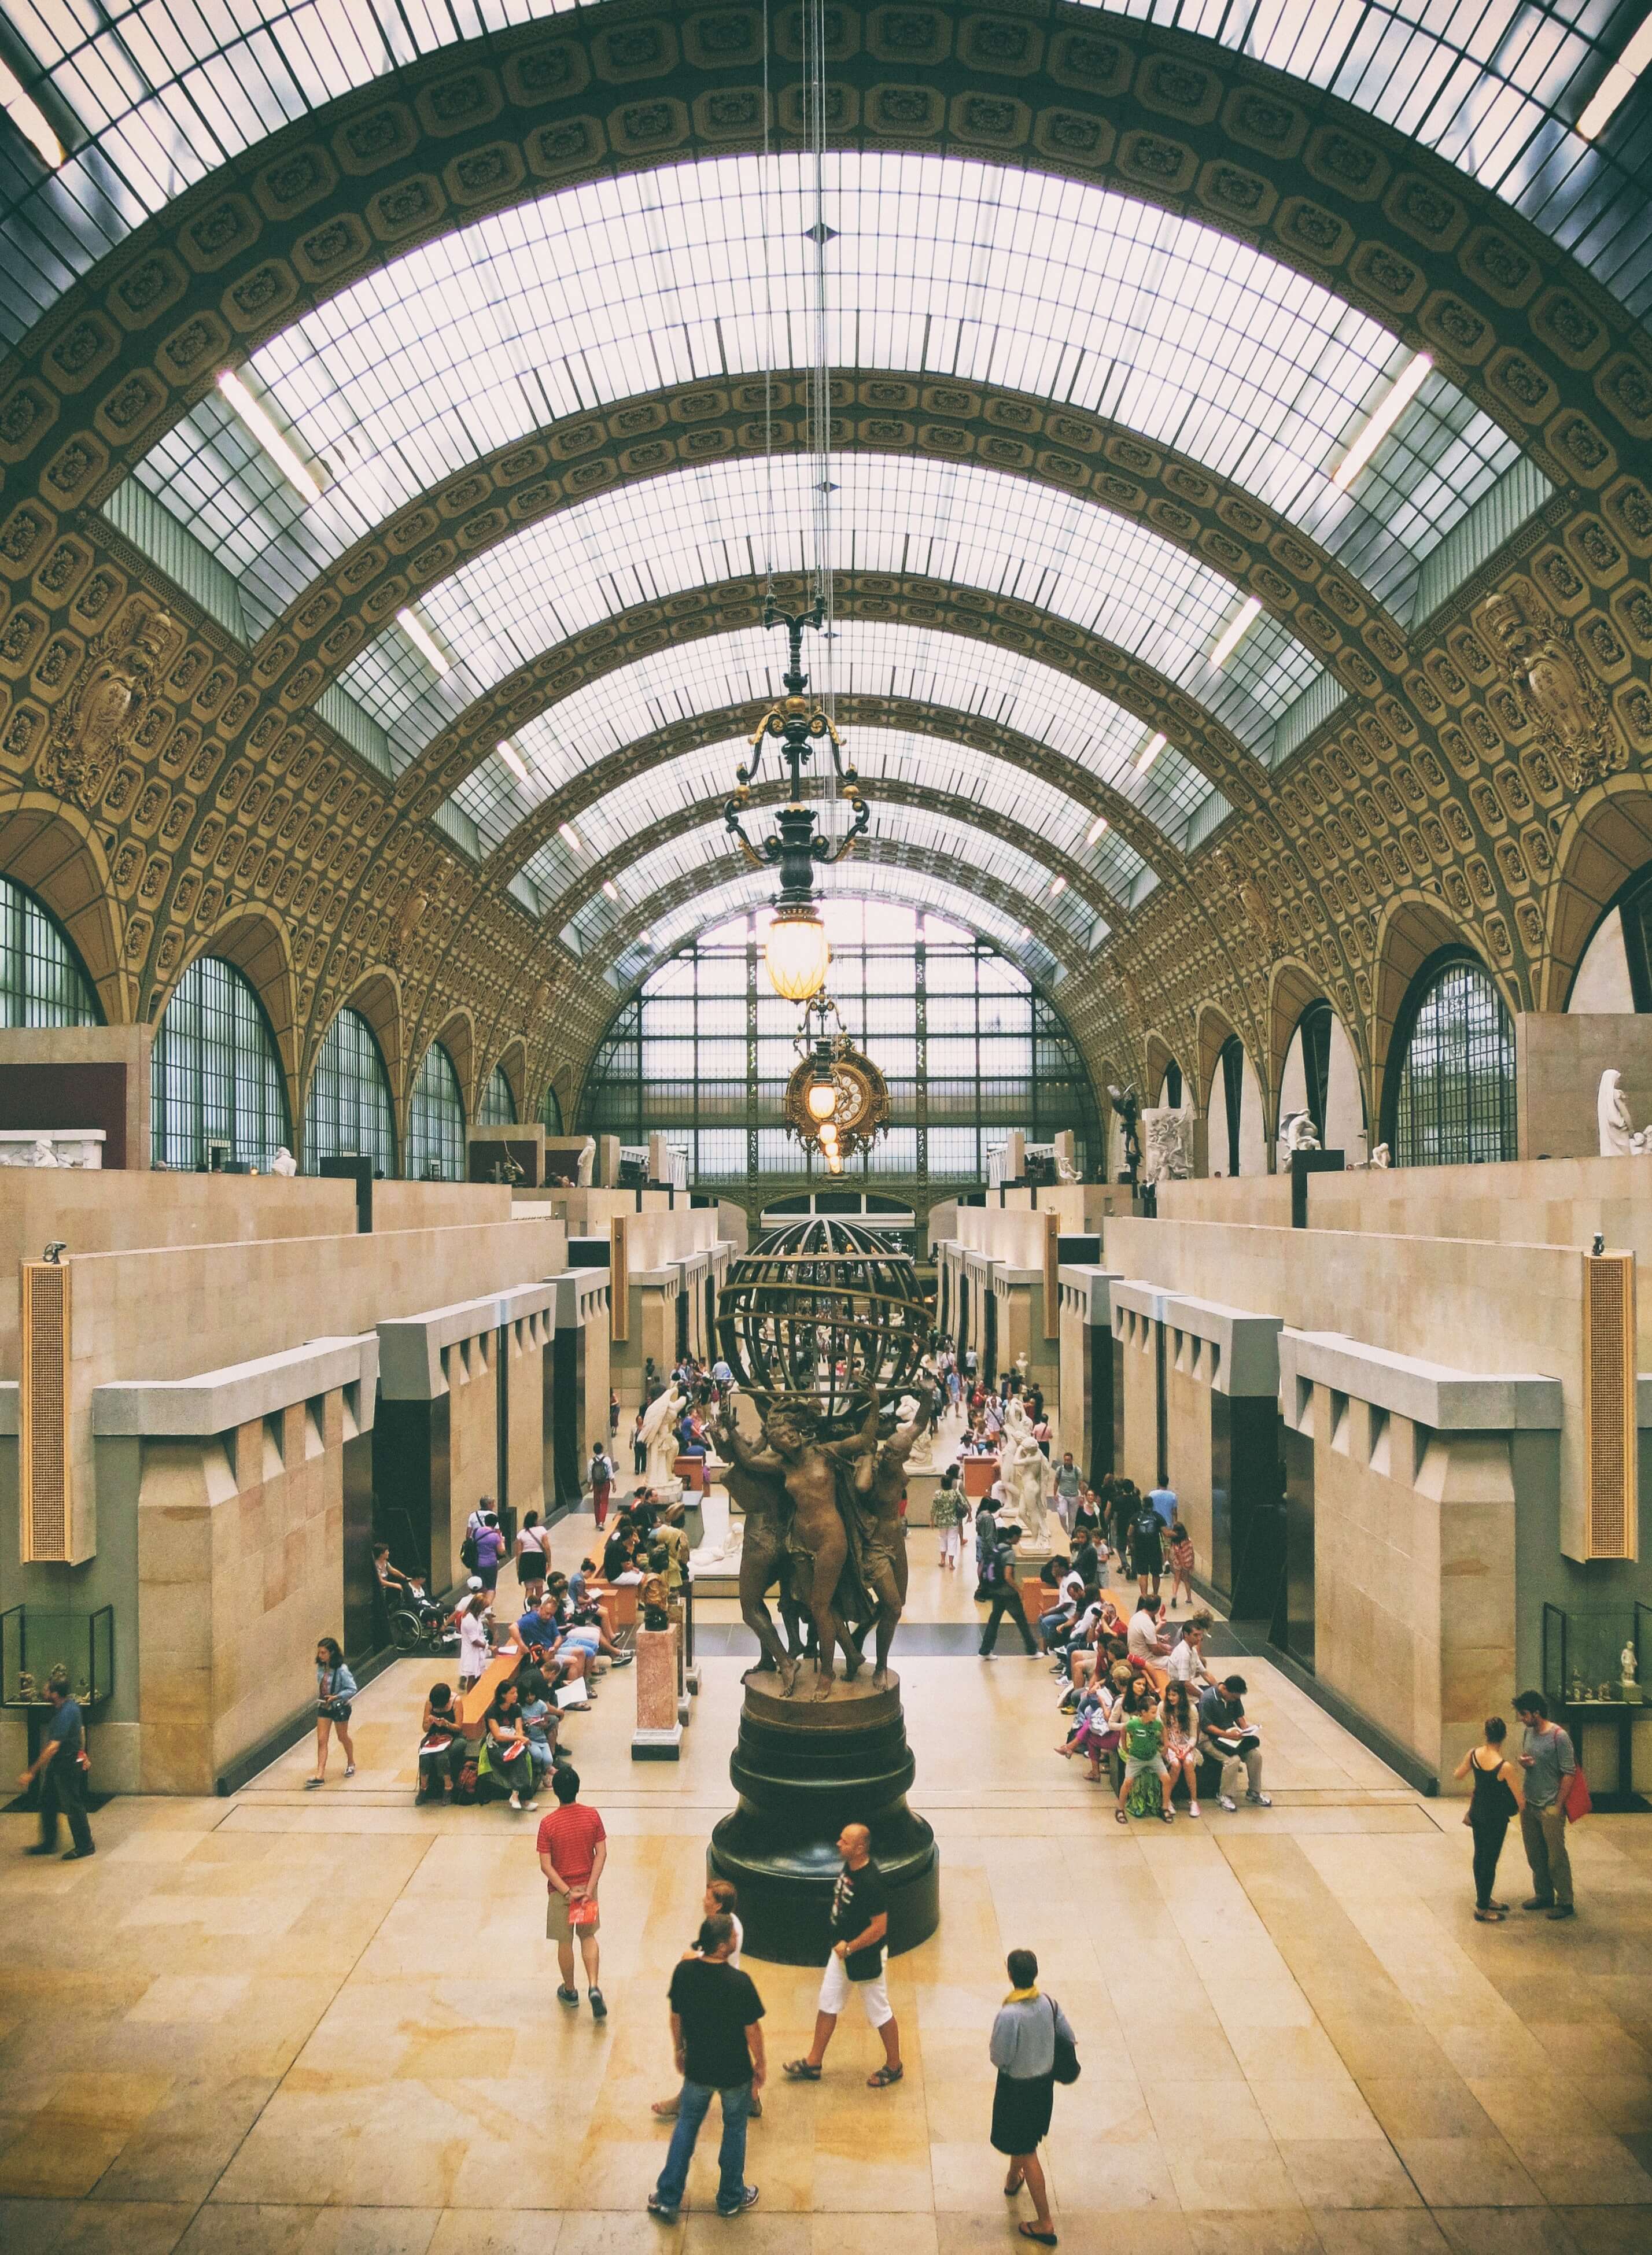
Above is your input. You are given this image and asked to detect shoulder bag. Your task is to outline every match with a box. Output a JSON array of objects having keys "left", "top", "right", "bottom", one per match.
[{"left": 1047, "top": 1994, "right": 1081, "bottom": 2084}]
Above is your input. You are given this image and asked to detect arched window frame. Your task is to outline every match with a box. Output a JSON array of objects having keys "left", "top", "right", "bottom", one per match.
[
  {"left": 541, "top": 1084, "right": 565, "bottom": 1136},
  {"left": 1382, "top": 947, "right": 1516, "bottom": 1168},
  {"left": 1295, "top": 1000, "right": 1334, "bottom": 1143},
  {"left": 303, "top": 1006, "right": 397, "bottom": 1177},
  {"left": 151, "top": 953, "right": 290, "bottom": 1171},
  {"left": 407, "top": 1040, "right": 466, "bottom": 1180},
  {"left": 477, "top": 1065, "right": 517, "bottom": 1125},
  {"left": 1217, "top": 1036, "right": 1245, "bottom": 1177},
  {"left": 0, "top": 874, "right": 100, "bottom": 1028}
]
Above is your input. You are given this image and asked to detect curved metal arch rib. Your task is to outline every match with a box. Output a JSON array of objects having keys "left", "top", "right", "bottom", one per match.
[
  {"left": 412, "top": 589, "right": 1255, "bottom": 878},
  {"left": 337, "top": 452, "right": 1319, "bottom": 783},
  {"left": 135, "top": 152, "right": 1517, "bottom": 636},
  {"left": 545, "top": 776, "right": 1121, "bottom": 936},
  {"left": 489, "top": 705, "right": 1174, "bottom": 908},
  {"left": 593, "top": 839, "right": 1087, "bottom": 985},
  {"left": 5, "top": 4, "right": 1647, "bottom": 356}
]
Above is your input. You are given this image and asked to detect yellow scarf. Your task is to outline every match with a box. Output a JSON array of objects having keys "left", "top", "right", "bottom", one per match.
[{"left": 1004, "top": 1984, "right": 1039, "bottom": 2003}]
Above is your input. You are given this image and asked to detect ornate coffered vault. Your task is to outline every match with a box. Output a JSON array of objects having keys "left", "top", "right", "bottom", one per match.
[{"left": 1, "top": 1, "right": 1650, "bottom": 1154}]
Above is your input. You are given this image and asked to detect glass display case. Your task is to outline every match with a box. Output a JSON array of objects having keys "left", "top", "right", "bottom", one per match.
[
  {"left": 0, "top": 1604, "right": 115, "bottom": 1710},
  {"left": 1541, "top": 1603, "right": 1650, "bottom": 1811}
]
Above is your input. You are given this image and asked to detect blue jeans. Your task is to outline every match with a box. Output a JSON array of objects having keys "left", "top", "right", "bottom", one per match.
[{"left": 655, "top": 2077, "right": 751, "bottom": 2212}]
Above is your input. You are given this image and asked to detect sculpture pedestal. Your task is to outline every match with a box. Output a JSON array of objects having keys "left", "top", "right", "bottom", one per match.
[
  {"left": 631, "top": 1624, "right": 682, "bottom": 1760},
  {"left": 708, "top": 1666, "right": 939, "bottom": 1964}
]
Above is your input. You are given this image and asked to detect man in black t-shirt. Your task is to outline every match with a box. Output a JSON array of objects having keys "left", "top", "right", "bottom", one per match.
[
  {"left": 782, "top": 1823, "right": 904, "bottom": 2088},
  {"left": 1130, "top": 1501, "right": 1166, "bottom": 1600},
  {"left": 648, "top": 1915, "right": 765, "bottom": 2220},
  {"left": 20, "top": 1678, "right": 94, "bottom": 1859}
]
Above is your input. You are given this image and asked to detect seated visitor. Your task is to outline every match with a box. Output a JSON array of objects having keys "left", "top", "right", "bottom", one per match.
[
  {"left": 1198, "top": 1675, "right": 1271, "bottom": 1810},
  {"left": 1127, "top": 1599, "right": 1174, "bottom": 1666},
  {"left": 1161, "top": 1680, "right": 1202, "bottom": 1816},
  {"left": 1163, "top": 1616, "right": 1214, "bottom": 1690},
  {"left": 517, "top": 1670, "right": 564, "bottom": 1781},
  {"left": 479, "top": 1680, "right": 538, "bottom": 1811},
  {"left": 417, "top": 1683, "right": 463, "bottom": 1801}
]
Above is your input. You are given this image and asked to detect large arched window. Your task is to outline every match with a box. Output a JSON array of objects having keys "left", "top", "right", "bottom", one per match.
[
  {"left": 407, "top": 1041, "right": 466, "bottom": 1180},
  {"left": 152, "top": 955, "right": 289, "bottom": 1170},
  {"left": 477, "top": 1065, "right": 516, "bottom": 1125},
  {"left": 578, "top": 902, "right": 1100, "bottom": 1188},
  {"left": 0, "top": 875, "right": 99, "bottom": 1027},
  {"left": 541, "top": 1084, "right": 564, "bottom": 1136},
  {"left": 304, "top": 1007, "right": 396, "bottom": 1176},
  {"left": 1388, "top": 952, "right": 1516, "bottom": 1168}
]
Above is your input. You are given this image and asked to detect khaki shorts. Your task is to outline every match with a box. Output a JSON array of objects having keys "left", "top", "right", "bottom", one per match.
[{"left": 546, "top": 1889, "right": 600, "bottom": 1943}]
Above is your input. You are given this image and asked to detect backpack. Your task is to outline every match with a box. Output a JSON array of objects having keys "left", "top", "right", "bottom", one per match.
[{"left": 455, "top": 1756, "right": 479, "bottom": 1804}]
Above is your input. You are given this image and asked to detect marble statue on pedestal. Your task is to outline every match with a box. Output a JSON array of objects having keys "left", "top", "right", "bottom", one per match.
[
  {"left": 1597, "top": 1069, "right": 1652, "bottom": 1156},
  {"left": 576, "top": 1135, "right": 596, "bottom": 1186},
  {"left": 639, "top": 1381, "right": 687, "bottom": 1490},
  {"left": 271, "top": 1146, "right": 298, "bottom": 1176},
  {"left": 1141, "top": 1106, "right": 1192, "bottom": 1185},
  {"left": 1279, "top": 1111, "right": 1321, "bottom": 1161},
  {"left": 1623, "top": 1640, "right": 1639, "bottom": 1688},
  {"left": 998, "top": 1395, "right": 1052, "bottom": 1552}
]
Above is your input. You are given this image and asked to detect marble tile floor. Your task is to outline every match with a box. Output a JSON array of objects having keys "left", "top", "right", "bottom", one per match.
[{"left": 3, "top": 1527, "right": 1650, "bottom": 2254}]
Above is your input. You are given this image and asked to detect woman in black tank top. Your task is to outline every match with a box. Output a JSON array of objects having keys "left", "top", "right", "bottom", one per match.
[{"left": 1453, "top": 1717, "right": 1525, "bottom": 1921}]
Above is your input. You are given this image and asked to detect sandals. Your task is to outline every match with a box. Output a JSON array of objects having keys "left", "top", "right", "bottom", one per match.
[
  {"left": 1115, "top": 1807, "right": 1129, "bottom": 1824},
  {"left": 783, "top": 2059, "right": 821, "bottom": 2080},
  {"left": 1474, "top": 1908, "right": 1505, "bottom": 1922},
  {"left": 867, "top": 2064, "right": 904, "bottom": 2087},
  {"left": 1019, "top": 2228, "right": 1058, "bottom": 2247},
  {"left": 1159, "top": 1809, "right": 1175, "bottom": 1824}
]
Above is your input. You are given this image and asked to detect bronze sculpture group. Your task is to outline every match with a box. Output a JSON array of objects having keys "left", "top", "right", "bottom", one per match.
[{"left": 716, "top": 1386, "right": 934, "bottom": 1699}]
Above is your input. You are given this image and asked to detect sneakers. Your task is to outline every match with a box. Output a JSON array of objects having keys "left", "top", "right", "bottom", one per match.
[
  {"left": 1246, "top": 1791, "right": 1273, "bottom": 1807},
  {"left": 589, "top": 1987, "right": 609, "bottom": 2019},
  {"left": 717, "top": 2186, "right": 760, "bottom": 2217},
  {"left": 647, "top": 2197, "right": 678, "bottom": 2221},
  {"left": 557, "top": 1984, "right": 579, "bottom": 2006},
  {"left": 509, "top": 1792, "right": 522, "bottom": 1810},
  {"left": 1219, "top": 1794, "right": 1238, "bottom": 1811},
  {"left": 1188, "top": 1802, "right": 1201, "bottom": 1818}
]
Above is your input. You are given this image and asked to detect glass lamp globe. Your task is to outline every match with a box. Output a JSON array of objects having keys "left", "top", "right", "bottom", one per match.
[
  {"left": 806, "top": 1073, "right": 838, "bottom": 1123},
  {"left": 826, "top": 1152, "right": 844, "bottom": 1174},
  {"left": 765, "top": 903, "right": 831, "bottom": 1002}
]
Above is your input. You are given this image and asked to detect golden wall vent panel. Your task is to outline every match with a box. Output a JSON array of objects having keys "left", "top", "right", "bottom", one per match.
[
  {"left": 20, "top": 1259, "right": 75, "bottom": 1564},
  {"left": 1578, "top": 1249, "right": 1636, "bottom": 1563}
]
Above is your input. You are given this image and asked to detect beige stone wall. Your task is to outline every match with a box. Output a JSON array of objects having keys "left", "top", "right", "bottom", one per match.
[
  {"left": 1515, "top": 1012, "right": 1652, "bottom": 1161},
  {"left": 1118, "top": 1307, "right": 1159, "bottom": 1490},
  {"left": 1059, "top": 1297, "right": 1090, "bottom": 1472},
  {"left": 581, "top": 1308, "right": 611, "bottom": 1470},
  {"left": 371, "top": 1181, "right": 513, "bottom": 1232},
  {"left": 505, "top": 1317, "right": 546, "bottom": 1529},
  {"left": 1164, "top": 1355, "right": 1214, "bottom": 1567},
  {"left": 1307, "top": 1391, "right": 1517, "bottom": 1784},
  {"left": 1104, "top": 1215, "right": 1594, "bottom": 1542},
  {"left": 445, "top": 1332, "right": 499, "bottom": 1586},
  {"left": 1157, "top": 1177, "right": 1294, "bottom": 1228},
  {"left": 138, "top": 1390, "right": 344, "bottom": 1796},
  {"left": 0, "top": 1023, "right": 152, "bottom": 1166}
]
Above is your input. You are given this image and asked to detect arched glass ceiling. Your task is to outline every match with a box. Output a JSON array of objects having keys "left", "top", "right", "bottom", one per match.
[
  {"left": 340, "top": 452, "right": 1314, "bottom": 761},
  {"left": 562, "top": 807, "right": 1104, "bottom": 967},
  {"left": 132, "top": 152, "right": 1521, "bottom": 625},
  {"left": 3, "top": 4, "right": 1651, "bottom": 346},
  {"left": 454, "top": 615, "right": 1226, "bottom": 863},
  {"left": 604, "top": 862, "right": 1068, "bottom": 993},
  {"left": 512, "top": 726, "right": 1153, "bottom": 914}
]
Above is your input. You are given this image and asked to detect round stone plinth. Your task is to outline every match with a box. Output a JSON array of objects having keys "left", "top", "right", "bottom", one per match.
[{"left": 709, "top": 1665, "right": 939, "bottom": 1966}]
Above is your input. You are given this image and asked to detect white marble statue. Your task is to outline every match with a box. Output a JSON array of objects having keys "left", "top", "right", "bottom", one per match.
[
  {"left": 1279, "top": 1110, "right": 1321, "bottom": 1160},
  {"left": 639, "top": 1381, "right": 686, "bottom": 1490},
  {"left": 271, "top": 1146, "right": 298, "bottom": 1178},
  {"left": 1370, "top": 1142, "right": 1392, "bottom": 1169},
  {"left": 1141, "top": 1105, "right": 1193, "bottom": 1184},
  {"left": 998, "top": 1394, "right": 1051, "bottom": 1552},
  {"left": 1052, "top": 1129, "right": 1079, "bottom": 1184},
  {"left": 1623, "top": 1640, "right": 1639, "bottom": 1685},
  {"left": 1595, "top": 1069, "right": 1652, "bottom": 1157},
  {"left": 576, "top": 1135, "right": 597, "bottom": 1187},
  {"left": 901, "top": 1392, "right": 936, "bottom": 1471}
]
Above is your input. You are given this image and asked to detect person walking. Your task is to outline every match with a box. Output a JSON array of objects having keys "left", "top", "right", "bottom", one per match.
[
  {"left": 539, "top": 1765, "right": 610, "bottom": 2015},
  {"left": 783, "top": 1823, "right": 904, "bottom": 2087},
  {"left": 589, "top": 1442, "right": 614, "bottom": 1530},
  {"left": 979, "top": 1529, "right": 1038, "bottom": 1659},
  {"left": 306, "top": 1637, "right": 357, "bottom": 1788},
  {"left": 647, "top": 1913, "right": 765, "bottom": 2220},
  {"left": 1051, "top": 1453, "right": 1081, "bottom": 1533},
  {"left": 633, "top": 1407, "right": 649, "bottom": 1475},
  {"left": 990, "top": 1947, "right": 1072, "bottom": 2247},
  {"left": 1454, "top": 1717, "right": 1524, "bottom": 1921},
  {"left": 1129, "top": 1493, "right": 1165, "bottom": 1602},
  {"left": 931, "top": 1471, "right": 964, "bottom": 1571},
  {"left": 19, "top": 1675, "right": 95, "bottom": 1859},
  {"left": 1513, "top": 1691, "right": 1577, "bottom": 1919}
]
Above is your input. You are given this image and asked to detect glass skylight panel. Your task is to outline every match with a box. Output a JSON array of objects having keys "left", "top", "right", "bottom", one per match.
[
  {"left": 465, "top": 614, "right": 1229, "bottom": 872},
  {"left": 340, "top": 451, "right": 1309, "bottom": 768},
  {"left": 132, "top": 150, "right": 1517, "bottom": 626},
  {"left": 564, "top": 811, "right": 1100, "bottom": 966},
  {"left": 610, "top": 865, "right": 1062, "bottom": 991},
  {"left": 5, "top": 5, "right": 1652, "bottom": 353},
  {"left": 510, "top": 728, "right": 1152, "bottom": 912}
]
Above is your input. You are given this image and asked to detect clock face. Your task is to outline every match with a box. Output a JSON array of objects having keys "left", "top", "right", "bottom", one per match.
[{"left": 783, "top": 1042, "right": 890, "bottom": 1155}]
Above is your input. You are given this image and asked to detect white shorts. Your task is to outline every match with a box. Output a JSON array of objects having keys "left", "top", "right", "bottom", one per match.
[{"left": 818, "top": 1948, "right": 893, "bottom": 2027}]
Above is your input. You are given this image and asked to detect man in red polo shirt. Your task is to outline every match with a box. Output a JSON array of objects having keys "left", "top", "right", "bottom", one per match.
[{"left": 538, "top": 1765, "right": 609, "bottom": 2017}]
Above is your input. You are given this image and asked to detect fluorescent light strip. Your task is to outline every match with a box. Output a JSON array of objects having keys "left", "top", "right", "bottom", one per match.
[
  {"left": 1208, "top": 597, "right": 1262, "bottom": 671},
  {"left": 602, "top": 880, "right": 621, "bottom": 903},
  {"left": 1086, "top": 814, "right": 1109, "bottom": 844},
  {"left": 1332, "top": 350, "right": 1433, "bottom": 492},
  {"left": 396, "top": 606, "right": 449, "bottom": 676},
  {"left": 216, "top": 369, "right": 322, "bottom": 505},
  {"left": 1049, "top": 875, "right": 1066, "bottom": 898},
  {"left": 0, "top": 57, "right": 62, "bottom": 167},
  {"left": 1579, "top": 8, "right": 1652, "bottom": 137},
  {"left": 1134, "top": 732, "right": 1167, "bottom": 777},
  {"left": 496, "top": 740, "right": 529, "bottom": 783},
  {"left": 559, "top": 822, "right": 584, "bottom": 851}
]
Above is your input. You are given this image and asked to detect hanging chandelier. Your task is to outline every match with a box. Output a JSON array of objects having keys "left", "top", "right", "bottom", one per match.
[
  {"left": 782, "top": 991, "right": 889, "bottom": 1169},
  {"left": 725, "top": 599, "right": 868, "bottom": 1002}
]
